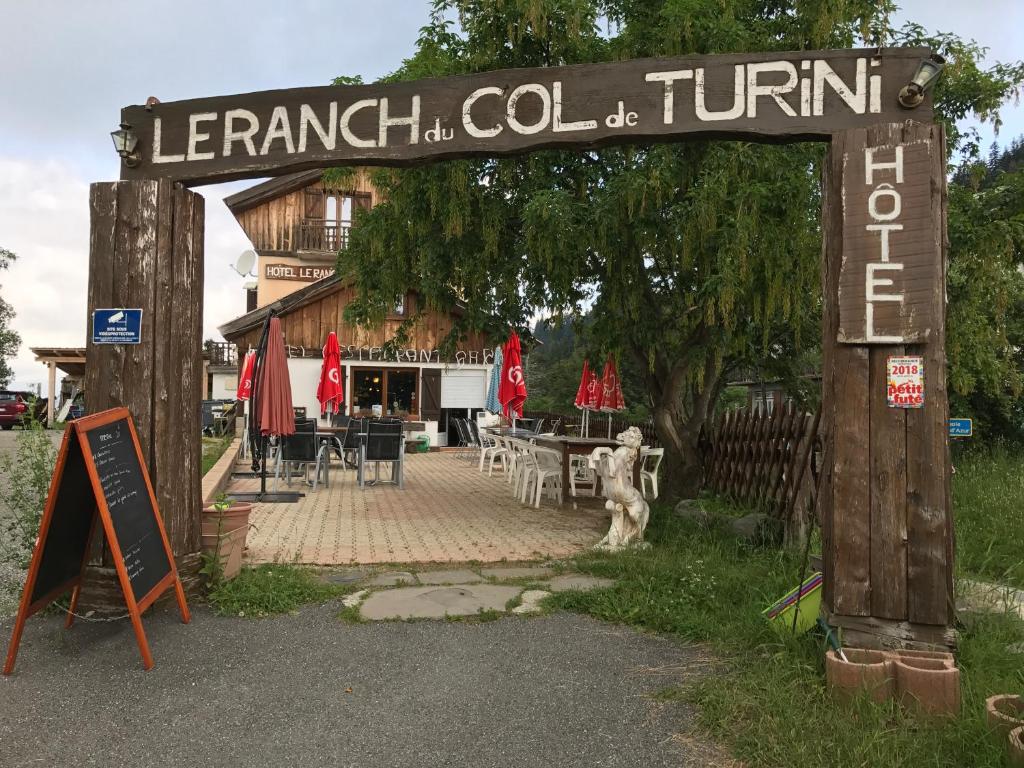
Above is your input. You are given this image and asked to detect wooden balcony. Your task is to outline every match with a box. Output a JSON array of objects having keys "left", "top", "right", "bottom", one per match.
[
  {"left": 298, "top": 219, "right": 351, "bottom": 253},
  {"left": 204, "top": 341, "right": 236, "bottom": 367}
]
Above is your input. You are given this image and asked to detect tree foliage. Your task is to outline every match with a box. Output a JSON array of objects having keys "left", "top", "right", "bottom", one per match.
[
  {"left": 333, "top": 0, "right": 1024, "bottom": 496},
  {"left": 0, "top": 247, "right": 20, "bottom": 390}
]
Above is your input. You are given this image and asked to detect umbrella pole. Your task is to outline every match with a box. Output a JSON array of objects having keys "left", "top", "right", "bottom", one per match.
[{"left": 608, "top": 413, "right": 612, "bottom": 439}]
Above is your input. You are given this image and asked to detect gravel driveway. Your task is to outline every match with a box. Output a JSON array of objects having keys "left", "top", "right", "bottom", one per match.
[{"left": 1, "top": 604, "right": 717, "bottom": 768}]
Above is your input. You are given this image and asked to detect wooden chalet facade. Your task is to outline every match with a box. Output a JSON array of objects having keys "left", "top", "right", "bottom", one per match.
[
  {"left": 219, "top": 171, "right": 495, "bottom": 445},
  {"left": 224, "top": 168, "right": 380, "bottom": 308}
]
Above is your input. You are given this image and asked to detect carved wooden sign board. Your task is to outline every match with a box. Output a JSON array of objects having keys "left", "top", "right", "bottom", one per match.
[
  {"left": 838, "top": 132, "right": 939, "bottom": 343},
  {"left": 119, "top": 47, "right": 933, "bottom": 185},
  {"left": 3, "top": 408, "right": 190, "bottom": 675}
]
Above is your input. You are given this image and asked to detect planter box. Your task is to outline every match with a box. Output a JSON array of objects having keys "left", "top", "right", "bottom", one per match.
[
  {"left": 893, "top": 656, "right": 960, "bottom": 717},
  {"left": 1011, "top": 726, "right": 1024, "bottom": 768},
  {"left": 201, "top": 502, "right": 253, "bottom": 536},
  {"left": 825, "top": 648, "right": 894, "bottom": 703},
  {"left": 988, "top": 695, "right": 1024, "bottom": 738}
]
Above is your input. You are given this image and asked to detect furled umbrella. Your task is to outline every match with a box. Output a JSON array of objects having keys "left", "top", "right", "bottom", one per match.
[
  {"left": 485, "top": 345, "right": 503, "bottom": 415},
  {"left": 316, "top": 331, "right": 344, "bottom": 417},
  {"left": 237, "top": 350, "right": 256, "bottom": 402},
  {"left": 574, "top": 359, "right": 593, "bottom": 437},
  {"left": 597, "top": 355, "right": 626, "bottom": 438},
  {"left": 498, "top": 331, "right": 528, "bottom": 428},
  {"left": 237, "top": 313, "right": 301, "bottom": 502},
  {"left": 584, "top": 365, "right": 601, "bottom": 437}
]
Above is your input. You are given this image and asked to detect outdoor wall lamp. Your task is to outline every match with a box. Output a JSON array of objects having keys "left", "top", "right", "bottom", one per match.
[
  {"left": 898, "top": 53, "right": 946, "bottom": 108},
  {"left": 110, "top": 122, "right": 141, "bottom": 167}
]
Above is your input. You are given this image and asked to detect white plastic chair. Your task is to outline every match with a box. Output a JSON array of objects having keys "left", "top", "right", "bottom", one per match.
[
  {"left": 640, "top": 447, "right": 664, "bottom": 500},
  {"left": 478, "top": 428, "right": 506, "bottom": 474},
  {"left": 569, "top": 454, "right": 597, "bottom": 497},
  {"left": 527, "top": 447, "right": 563, "bottom": 507}
]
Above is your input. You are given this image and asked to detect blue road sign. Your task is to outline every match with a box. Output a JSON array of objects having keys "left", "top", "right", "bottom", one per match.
[
  {"left": 91, "top": 308, "right": 143, "bottom": 345},
  {"left": 949, "top": 418, "right": 972, "bottom": 438}
]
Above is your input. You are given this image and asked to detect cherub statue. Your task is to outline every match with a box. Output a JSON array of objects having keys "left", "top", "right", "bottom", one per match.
[{"left": 588, "top": 426, "right": 650, "bottom": 550}]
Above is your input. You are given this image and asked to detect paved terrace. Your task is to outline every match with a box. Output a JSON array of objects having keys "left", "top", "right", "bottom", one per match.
[{"left": 228, "top": 451, "right": 610, "bottom": 565}]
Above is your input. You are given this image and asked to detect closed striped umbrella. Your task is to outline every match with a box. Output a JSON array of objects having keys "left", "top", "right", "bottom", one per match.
[{"left": 485, "top": 345, "right": 503, "bottom": 414}]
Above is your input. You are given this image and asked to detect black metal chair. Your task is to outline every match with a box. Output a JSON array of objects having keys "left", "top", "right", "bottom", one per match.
[
  {"left": 274, "top": 430, "right": 328, "bottom": 490},
  {"left": 360, "top": 420, "right": 405, "bottom": 489},
  {"left": 341, "top": 418, "right": 367, "bottom": 469}
]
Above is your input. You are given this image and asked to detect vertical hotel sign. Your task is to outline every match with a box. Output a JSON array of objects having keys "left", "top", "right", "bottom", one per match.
[{"left": 837, "top": 134, "right": 937, "bottom": 344}]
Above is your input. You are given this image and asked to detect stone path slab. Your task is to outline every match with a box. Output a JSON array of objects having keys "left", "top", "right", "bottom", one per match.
[
  {"left": 481, "top": 565, "right": 555, "bottom": 581},
  {"left": 417, "top": 569, "right": 485, "bottom": 585},
  {"left": 512, "top": 590, "right": 552, "bottom": 615},
  {"left": 360, "top": 584, "right": 522, "bottom": 620},
  {"left": 368, "top": 571, "right": 418, "bottom": 587},
  {"left": 541, "top": 575, "right": 617, "bottom": 593}
]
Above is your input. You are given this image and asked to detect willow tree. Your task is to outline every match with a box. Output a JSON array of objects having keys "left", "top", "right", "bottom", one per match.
[{"left": 334, "top": 0, "right": 1019, "bottom": 499}]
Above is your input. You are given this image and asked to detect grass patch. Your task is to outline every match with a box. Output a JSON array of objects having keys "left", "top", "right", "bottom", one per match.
[
  {"left": 208, "top": 563, "right": 354, "bottom": 617},
  {"left": 201, "top": 435, "right": 234, "bottom": 477},
  {"left": 549, "top": 510, "right": 1024, "bottom": 768},
  {"left": 953, "top": 444, "right": 1024, "bottom": 589}
]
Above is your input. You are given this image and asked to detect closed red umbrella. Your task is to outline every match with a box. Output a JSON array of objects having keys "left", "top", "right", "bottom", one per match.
[
  {"left": 237, "top": 350, "right": 256, "bottom": 401},
  {"left": 573, "top": 360, "right": 592, "bottom": 409},
  {"left": 498, "top": 331, "right": 527, "bottom": 420},
  {"left": 316, "top": 331, "right": 344, "bottom": 416},
  {"left": 257, "top": 317, "right": 295, "bottom": 437},
  {"left": 597, "top": 356, "right": 625, "bottom": 438}
]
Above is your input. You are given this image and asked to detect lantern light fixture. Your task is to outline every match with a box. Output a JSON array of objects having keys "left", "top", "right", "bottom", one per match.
[
  {"left": 898, "top": 53, "right": 946, "bottom": 109},
  {"left": 110, "top": 122, "right": 141, "bottom": 167}
]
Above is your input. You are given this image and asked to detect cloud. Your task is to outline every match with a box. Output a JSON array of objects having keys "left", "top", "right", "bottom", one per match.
[{"left": 0, "top": 158, "right": 253, "bottom": 392}]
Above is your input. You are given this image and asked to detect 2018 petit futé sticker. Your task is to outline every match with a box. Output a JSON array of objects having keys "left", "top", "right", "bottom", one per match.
[{"left": 886, "top": 355, "right": 924, "bottom": 408}]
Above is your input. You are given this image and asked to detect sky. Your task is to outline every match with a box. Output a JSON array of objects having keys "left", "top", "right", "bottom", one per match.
[{"left": 1, "top": 0, "right": 1022, "bottom": 393}]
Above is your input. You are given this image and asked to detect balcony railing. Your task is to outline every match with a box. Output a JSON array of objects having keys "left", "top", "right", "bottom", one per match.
[
  {"left": 298, "top": 219, "right": 351, "bottom": 252},
  {"left": 205, "top": 341, "right": 236, "bottom": 367}
]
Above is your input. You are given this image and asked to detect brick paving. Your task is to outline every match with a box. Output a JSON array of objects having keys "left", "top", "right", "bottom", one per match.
[{"left": 229, "top": 452, "right": 609, "bottom": 565}]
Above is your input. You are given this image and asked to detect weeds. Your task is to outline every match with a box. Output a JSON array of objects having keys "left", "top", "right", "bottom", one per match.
[
  {"left": 551, "top": 510, "right": 1024, "bottom": 768},
  {"left": 208, "top": 563, "right": 354, "bottom": 617}
]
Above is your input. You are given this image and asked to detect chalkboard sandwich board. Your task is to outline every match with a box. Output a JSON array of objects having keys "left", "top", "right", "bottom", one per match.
[{"left": 3, "top": 407, "right": 190, "bottom": 674}]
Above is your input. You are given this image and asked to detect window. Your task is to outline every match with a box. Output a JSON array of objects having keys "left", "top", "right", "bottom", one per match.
[
  {"left": 350, "top": 368, "right": 419, "bottom": 417},
  {"left": 393, "top": 295, "right": 405, "bottom": 316}
]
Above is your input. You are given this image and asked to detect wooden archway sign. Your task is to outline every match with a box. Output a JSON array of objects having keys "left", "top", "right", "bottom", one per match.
[{"left": 90, "top": 47, "right": 951, "bottom": 646}]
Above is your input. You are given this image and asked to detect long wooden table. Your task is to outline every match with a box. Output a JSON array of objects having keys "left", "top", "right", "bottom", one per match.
[{"left": 533, "top": 436, "right": 643, "bottom": 506}]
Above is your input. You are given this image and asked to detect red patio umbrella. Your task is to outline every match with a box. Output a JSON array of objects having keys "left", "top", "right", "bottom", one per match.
[
  {"left": 597, "top": 355, "right": 626, "bottom": 438},
  {"left": 237, "top": 350, "right": 256, "bottom": 401},
  {"left": 573, "top": 359, "right": 592, "bottom": 410},
  {"left": 498, "top": 331, "right": 527, "bottom": 422},
  {"left": 257, "top": 317, "right": 295, "bottom": 437},
  {"left": 316, "top": 331, "right": 344, "bottom": 416}
]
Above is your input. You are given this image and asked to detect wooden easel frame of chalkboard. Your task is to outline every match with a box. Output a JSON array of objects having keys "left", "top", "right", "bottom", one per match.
[{"left": 3, "top": 407, "right": 190, "bottom": 674}]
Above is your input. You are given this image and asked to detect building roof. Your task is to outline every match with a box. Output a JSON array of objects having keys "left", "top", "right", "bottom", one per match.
[
  {"left": 222, "top": 170, "right": 324, "bottom": 214},
  {"left": 30, "top": 347, "right": 86, "bottom": 377},
  {"left": 217, "top": 274, "right": 347, "bottom": 340}
]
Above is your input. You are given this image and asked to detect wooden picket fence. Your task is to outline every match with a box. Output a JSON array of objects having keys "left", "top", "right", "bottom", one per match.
[{"left": 704, "top": 404, "right": 822, "bottom": 541}]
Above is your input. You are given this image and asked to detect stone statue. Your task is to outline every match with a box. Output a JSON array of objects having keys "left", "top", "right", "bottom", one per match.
[{"left": 588, "top": 426, "right": 650, "bottom": 550}]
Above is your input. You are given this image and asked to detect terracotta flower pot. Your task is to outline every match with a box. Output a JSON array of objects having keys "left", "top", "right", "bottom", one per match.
[
  {"left": 200, "top": 526, "right": 247, "bottom": 581},
  {"left": 202, "top": 501, "right": 253, "bottom": 536},
  {"left": 987, "top": 695, "right": 1024, "bottom": 738},
  {"left": 890, "top": 648, "right": 955, "bottom": 667},
  {"left": 893, "top": 656, "right": 961, "bottom": 717},
  {"left": 825, "top": 648, "right": 894, "bottom": 703}
]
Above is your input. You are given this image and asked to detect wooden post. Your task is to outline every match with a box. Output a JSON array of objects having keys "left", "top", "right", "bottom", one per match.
[
  {"left": 46, "top": 361, "right": 56, "bottom": 425},
  {"left": 85, "top": 180, "right": 204, "bottom": 559},
  {"left": 821, "top": 122, "right": 954, "bottom": 648}
]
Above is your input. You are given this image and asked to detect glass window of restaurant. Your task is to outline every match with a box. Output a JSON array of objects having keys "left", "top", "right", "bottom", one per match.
[{"left": 351, "top": 368, "right": 418, "bottom": 417}]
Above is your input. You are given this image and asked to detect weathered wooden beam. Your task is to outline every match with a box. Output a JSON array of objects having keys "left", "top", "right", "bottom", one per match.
[
  {"left": 86, "top": 180, "right": 203, "bottom": 558},
  {"left": 119, "top": 48, "right": 934, "bottom": 185},
  {"left": 821, "top": 122, "right": 952, "bottom": 643}
]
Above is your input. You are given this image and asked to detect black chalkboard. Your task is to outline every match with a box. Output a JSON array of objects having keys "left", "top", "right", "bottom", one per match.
[
  {"left": 5, "top": 408, "right": 190, "bottom": 675},
  {"left": 85, "top": 417, "right": 171, "bottom": 603},
  {"left": 29, "top": 434, "right": 95, "bottom": 605}
]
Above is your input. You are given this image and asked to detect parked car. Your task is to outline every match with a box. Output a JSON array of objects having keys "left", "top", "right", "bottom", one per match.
[{"left": 0, "top": 391, "right": 48, "bottom": 429}]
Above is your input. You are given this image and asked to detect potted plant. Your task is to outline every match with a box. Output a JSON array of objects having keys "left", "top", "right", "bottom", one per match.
[{"left": 200, "top": 494, "right": 253, "bottom": 584}]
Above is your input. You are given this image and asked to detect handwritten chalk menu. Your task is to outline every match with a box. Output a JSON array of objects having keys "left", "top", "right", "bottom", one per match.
[
  {"left": 85, "top": 417, "right": 171, "bottom": 602},
  {"left": 4, "top": 407, "right": 190, "bottom": 675}
]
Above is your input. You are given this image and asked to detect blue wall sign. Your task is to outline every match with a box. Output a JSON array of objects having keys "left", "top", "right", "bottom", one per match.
[
  {"left": 949, "top": 418, "right": 972, "bottom": 438},
  {"left": 92, "top": 308, "right": 143, "bottom": 345}
]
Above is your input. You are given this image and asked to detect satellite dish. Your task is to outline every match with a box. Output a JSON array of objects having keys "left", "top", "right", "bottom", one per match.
[{"left": 232, "top": 250, "right": 256, "bottom": 276}]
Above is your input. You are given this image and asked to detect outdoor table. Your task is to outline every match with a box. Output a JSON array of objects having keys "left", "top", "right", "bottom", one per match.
[
  {"left": 534, "top": 436, "right": 642, "bottom": 506},
  {"left": 487, "top": 427, "right": 538, "bottom": 440}
]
